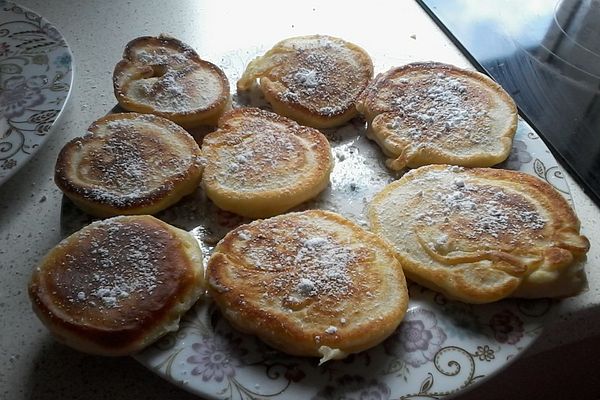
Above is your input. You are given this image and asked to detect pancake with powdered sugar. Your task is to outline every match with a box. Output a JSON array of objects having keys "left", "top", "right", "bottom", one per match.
[
  {"left": 202, "top": 107, "right": 332, "bottom": 218},
  {"left": 55, "top": 113, "right": 203, "bottom": 217},
  {"left": 113, "top": 34, "right": 230, "bottom": 127},
  {"left": 237, "top": 35, "right": 373, "bottom": 128},
  {"left": 368, "top": 165, "right": 590, "bottom": 303},
  {"left": 29, "top": 215, "right": 204, "bottom": 356},
  {"left": 356, "top": 62, "right": 517, "bottom": 170},
  {"left": 206, "top": 210, "right": 408, "bottom": 363}
]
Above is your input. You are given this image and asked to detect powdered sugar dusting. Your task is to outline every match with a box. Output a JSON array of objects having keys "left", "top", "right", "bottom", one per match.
[
  {"left": 274, "top": 37, "right": 370, "bottom": 117},
  {"left": 57, "top": 219, "right": 169, "bottom": 311},
  {"left": 280, "top": 234, "right": 355, "bottom": 300},
  {"left": 225, "top": 133, "right": 296, "bottom": 178},
  {"left": 297, "top": 278, "right": 316, "bottom": 296},
  {"left": 74, "top": 116, "right": 200, "bottom": 207},
  {"left": 133, "top": 48, "right": 192, "bottom": 65},
  {"left": 124, "top": 38, "right": 223, "bottom": 114},
  {"left": 87, "top": 228, "right": 159, "bottom": 308},
  {"left": 389, "top": 69, "right": 490, "bottom": 143},
  {"left": 325, "top": 326, "right": 338, "bottom": 334},
  {"left": 240, "top": 220, "right": 360, "bottom": 302},
  {"left": 141, "top": 71, "right": 192, "bottom": 112},
  {"left": 294, "top": 68, "right": 320, "bottom": 88},
  {"left": 206, "top": 115, "right": 307, "bottom": 191},
  {"left": 413, "top": 167, "right": 547, "bottom": 240},
  {"left": 130, "top": 65, "right": 221, "bottom": 113}
]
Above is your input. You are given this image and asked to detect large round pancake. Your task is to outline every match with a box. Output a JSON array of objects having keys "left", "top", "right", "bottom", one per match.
[
  {"left": 206, "top": 210, "right": 408, "bottom": 363},
  {"left": 368, "top": 165, "right": 590, "bottom": 303},
  {"left": 113, "top": 35, "right": 230, "bottom": 127},
  {"left": 237, "top": 35, "right": 373, "bottom": 128},
  {"left": 55, "top": 113, "right": 203, "bottom": 217},
  {"left": 28, "top": 215, "right": 204, "bottom": 356},
  {"left": 202, "top": 107, "right": 333, "bottom": 218},
  {"left": 356, "top": 62, "right": 518, "bottom": 170}
]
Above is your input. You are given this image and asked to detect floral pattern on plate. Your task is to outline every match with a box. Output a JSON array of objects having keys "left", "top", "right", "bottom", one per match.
[
  {"left": 59, "top": 48, "right": 570, "bottom": 399},
  {"left": 0, "top": 1, "right": 73, "bottom": 184},
  {"left": 132, "top": 78, "right": 565, "bottom": 398},
  {"left": 135, "top": 286, "right": 552, "bottom": 399}
]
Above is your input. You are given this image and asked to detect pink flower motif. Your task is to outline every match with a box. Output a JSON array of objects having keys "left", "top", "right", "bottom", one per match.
[
  {"left": 0, "top": 42, "right": 10, "bottom": 56},
  {"left": 1, "top": 76, "right": 46, "bottom": 118},
  {"left": 489, "top": 309, "right": 524, "bottom": 344},
  {"left": 384, "top": 308, "right": 447, "bottom": 367},
  {"left": 186, "top": 333, "right": 247, "bottom": 382},
  {"left": 502, "top": 140, "right": 532, "bottom": 170}
]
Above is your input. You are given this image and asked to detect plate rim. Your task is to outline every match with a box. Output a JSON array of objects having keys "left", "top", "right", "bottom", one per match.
[{"left": 0, "top": 0, "right": 74, "bottom": 185}]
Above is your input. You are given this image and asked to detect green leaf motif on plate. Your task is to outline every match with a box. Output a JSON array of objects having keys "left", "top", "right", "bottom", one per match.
[
  {"left": 50, "top": 82, "right": 69, "bottom": 91},
  {"left": 0, "top": 63, "right": 22, "bottom": 74},
  {"left": 533, "top": 158, "right": 546, "bottom": 179},
  {"left": 382, "top": 358, "right": 410, "bottom": 382},
  {"left": 419, "top": 373, "right": 434, "bottom": 394},
  {"left": 31, "top": 54, "right": 48, "bottom": 65}
]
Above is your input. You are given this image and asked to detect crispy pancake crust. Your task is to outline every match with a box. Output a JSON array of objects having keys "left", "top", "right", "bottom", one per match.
[
  {"left": 356, "top": 62, "right": 517, "bottom": 170},
  {"left": 55, "top": 113, "right": 203, "bottom": 217},
  {"left": 202, "top": 108, "right": 332, "bottom": 218},
  {"left": 28, "top": 215, "right": 204, "bottom": 356},
  {"left": 206, "top": 210, "right": 408, "bottom": 362},
  {"left": 237, "top": 35, "right": 373, "bottom": 128},
  {"left": 113, "top": 35, "right": 230, "bottom": 127},
  {"left": 368, "top": 165, "right": 590, "bottom": 303}
]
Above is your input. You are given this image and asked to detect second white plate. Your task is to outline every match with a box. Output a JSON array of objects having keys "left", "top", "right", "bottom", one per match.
[{"left": 0, "top": 1, "right": 73, "bottom": 184}]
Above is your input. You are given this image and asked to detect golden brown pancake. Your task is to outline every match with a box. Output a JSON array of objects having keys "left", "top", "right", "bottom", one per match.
[
  {"left": 55, "top": 113, "right": 203, "bottom": 217},
  {"left": 113, "top": 35, "right": 230, "bottom": 127},
  {"left": 29, "top": 215, "right": 204, "bottom": 356},
  {"left": 237, "top": 35, "right": 373, "bottom": 128},
  {"left": 356, "top": 62, "right": 517, "bottom": 170},
  {"left": 368, "top": 165, "right": 590, "bottom": 303},
  {"left": 202, "top": 107, "right": 332, "bottom": 218},
  {"left": 206, "top": 210, "right": 408, "bottom": 363}
]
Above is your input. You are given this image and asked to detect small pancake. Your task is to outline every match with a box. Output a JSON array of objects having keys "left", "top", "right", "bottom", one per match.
[
  {"left": 28, "top": 215, "right": 204, "bottom": 356},
  {"left": 206, "top": 210, "right": 408, "bottom": 363},
  {"left": 202, "top": 107, "right": 332, "bottom": 218},
  {"left": 237, "top": 35, "right": 373, "bottom": 128},
  {"left": 368, "top": 165, "right": 590, "bottom": 303},
  {"left": 55, "top": 113, "right": 203, "bottom": 217},
  {"left": 113, "top": 35, "right": 230, "bottom": 127},
  {"left": 356, "top": 62, "right": 518, "bottom": 170}
]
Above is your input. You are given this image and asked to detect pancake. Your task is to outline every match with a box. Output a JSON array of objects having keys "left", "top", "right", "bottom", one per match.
[
  {"left": 202, "top": 107, "right": 332, "bottom": 218},
  {"left": 356, "top": 62, "right": 518, "bottom": 170},
  {"left": 55, "top": 113, "right": 203, "bottom": 217},
  {"left": 28, "top": 215, "right": 204, "bottom": 356},
  {"left": 367, "top": 165, "right": 590, "bottom": 303},
  {"left": 113, "top": 35, "right": 230, "bottom": 127},
  {"left": 206, "top": 210, "right": 408, "bottom": 363},
  {"left": 237, "top": 35, "right": 373, "bottom": 128}
]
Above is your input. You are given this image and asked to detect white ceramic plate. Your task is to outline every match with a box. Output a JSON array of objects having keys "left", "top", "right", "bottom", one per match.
[
  {"left": 59, "top": 50, "right": 573, "bottom": 399},
  {"left": 0, "top": 1, "right": 73, "bottom": 184},
  {"left": 139, "top": 53, "right": 572, "bottom": 398}
]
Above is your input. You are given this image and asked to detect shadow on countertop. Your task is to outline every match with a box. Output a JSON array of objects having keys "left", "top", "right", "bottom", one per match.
[{"left": 25, "top": 338, "right": 199, "bottom": 400}]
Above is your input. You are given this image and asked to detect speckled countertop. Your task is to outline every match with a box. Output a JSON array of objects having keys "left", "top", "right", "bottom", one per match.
[{"left": 1, "top": 1, "right": 599, "bottom": 399}]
